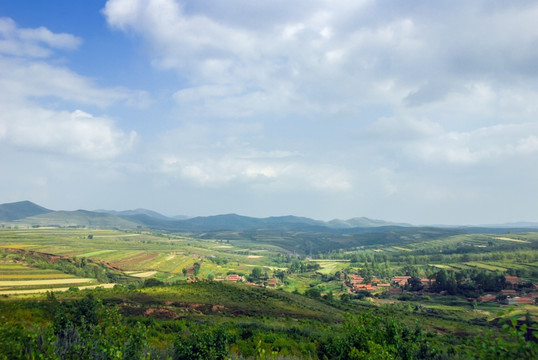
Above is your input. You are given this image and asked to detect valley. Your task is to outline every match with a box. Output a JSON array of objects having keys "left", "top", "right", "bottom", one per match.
[{"left": 0, "top": 201, "right": 537, "bottom": 358}]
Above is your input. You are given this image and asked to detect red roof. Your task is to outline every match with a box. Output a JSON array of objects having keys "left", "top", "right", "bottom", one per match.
[
  {"left": 226, "top": 274, "right": 243, "bottom": 282},
  {"left": 392, "top": 276, "right": 411, "bottom": 286},
  {"left": 500, "top": 289, "right": 516, "bottom": 295},
  {"left": 515, "top": 297, "right": 534, "bottom": 304}
]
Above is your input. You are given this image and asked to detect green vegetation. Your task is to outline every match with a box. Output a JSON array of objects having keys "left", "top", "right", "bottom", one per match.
[
  {"left": 0, "top": 283, "right": 536, "bottom": 359},
  {"left": 0, "top": 226, "right": 537, "bottom": 358}
]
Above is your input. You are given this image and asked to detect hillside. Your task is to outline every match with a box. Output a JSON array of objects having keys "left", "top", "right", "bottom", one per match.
[
  {"left": 3, "top": 201, "right": 538, "bottom": 255},
  {"left": 327, "top": 217, "right": 411, "bottom": 228},
  {"left": 0, "top": 201, "right": 407, "bottom": 233},
  {"left": 11, "top": 210, "right": 140, "bottom": 229},
  {"left": 0, "top": 200, "right": 52, "bottom": 221},
  {"left": 95, "top": 208, "right": 176, "bottom": 221}
]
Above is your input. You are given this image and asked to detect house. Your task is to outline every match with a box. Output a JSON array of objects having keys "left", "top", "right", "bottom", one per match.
[
  {"left": 500, "top": 296, "right": 534, "bottom": 305},
  {"left": 420, "top": 278, "right": 432, "bottom": 288},
  {"left": 502, "top": 298, "right": 519, "bottom": 305},
  {"left": 226, "top": 274, "right": 244, "bottom": 282},
  {"left": 348, "top": 274, "right": 364, "bottom": 284},
  {"left": 355, "top": 284, "right": 377, "bottom": 291},
  {"left": 267, "top": 278, "right": 278, "bottom": 287},
  {"left": 513, "top": 297, "right": 534, "bottom": 304},
  {"left": 478, "top": 295, "right": 496, "bottom": 302},
  {"left": 391, "top": 276, "right": 411, "bottom": 286},
  {"left": 500, "top": 289, "right": 517, "bottom": 296},
  {"left": 504, "top": 276, "right": 519, "bottom": 285}
]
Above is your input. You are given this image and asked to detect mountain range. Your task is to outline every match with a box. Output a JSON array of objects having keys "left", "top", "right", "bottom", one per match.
[
  {"left": 0, "top": 200, "right": 411, "bottom": 232},
  {"left": 1, "top": 200, "right": 537, "bottom": 233}
]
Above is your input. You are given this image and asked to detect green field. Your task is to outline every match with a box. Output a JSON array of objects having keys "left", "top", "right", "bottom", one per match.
[{"left": 1, "top": 227, "right": 538, "bottom": 358}]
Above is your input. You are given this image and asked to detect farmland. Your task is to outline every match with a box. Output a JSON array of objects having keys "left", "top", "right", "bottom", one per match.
[{"left": 1, "top": 226, "right": 538, "bottom": 358}]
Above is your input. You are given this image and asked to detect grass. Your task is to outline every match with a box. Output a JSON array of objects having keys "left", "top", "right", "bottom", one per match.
[
  {"left": 393, "top": 246, "right": 412, "bottom": 251},
  {"left": 310, "top": 260, "right": 348, "bottom": 275},
  {"left": 78, "top": 249, "right": 118, "bottom": 257},
  {"left": 465, "top": 262, "right": 507, "bottom": 271}
]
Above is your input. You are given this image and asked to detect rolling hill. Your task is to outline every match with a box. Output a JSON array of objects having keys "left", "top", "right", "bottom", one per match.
[
  {"left": 9, "top": 209, "right": 140, "bottom": 229},
  {"left": 94, "top": 208, "right": 177, "bottom": 221},
  {"left": 0, "top": 200, "right": 52, "bottom": 221},
  {"left": 2, "top": 201, "right": 537, "bottom": 254}
]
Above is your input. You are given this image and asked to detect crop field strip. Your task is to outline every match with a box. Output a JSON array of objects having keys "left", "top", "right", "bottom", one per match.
[
  {"left": 0, "top": 283, "right": 116, "bottom": 295},
  {"left": 0, "top": 273, "right": 76, "bottom": 280},
  {"left": 0, "top": 228, "right": 277, "bottom": 280},
  {"left": 0, "top": 278, "right": 96, "bottom": 286},
  {"left": 78, "top": 249, "right": 118, "bottom": 257},
  {"left": 464, "top": 262, "right": 507, "bottom": 271}
]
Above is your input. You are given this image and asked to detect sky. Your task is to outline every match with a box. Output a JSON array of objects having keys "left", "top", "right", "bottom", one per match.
[{"left": 1, "top": 0, "right": 538, "bottom": 225}]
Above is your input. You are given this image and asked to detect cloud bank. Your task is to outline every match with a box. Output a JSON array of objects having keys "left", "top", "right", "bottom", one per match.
[{"left": 2, "top": 1, "right": 538, "bottom": 224}]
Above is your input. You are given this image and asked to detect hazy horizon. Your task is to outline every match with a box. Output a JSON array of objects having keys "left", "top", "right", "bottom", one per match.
[{"left": 1, "top": 1, "right": 538, "bottom": 225}]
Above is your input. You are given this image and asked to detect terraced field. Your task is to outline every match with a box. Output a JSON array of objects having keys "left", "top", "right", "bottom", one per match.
[
  {"left": 0, "top": 228, "right": 288, "bottom": 294},
  {"left": 0, "top": 258, "right": 101, "bottom": 294}
]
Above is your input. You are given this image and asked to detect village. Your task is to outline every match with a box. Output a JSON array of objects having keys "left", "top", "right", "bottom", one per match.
[{"left": 216, "top": 271, "right": 538, "bottom": 306}]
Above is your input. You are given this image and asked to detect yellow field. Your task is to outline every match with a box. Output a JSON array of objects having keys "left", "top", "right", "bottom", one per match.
[
  {"left": 0, "top": 273, "right": 75, "bottom": 280},
  {"left": 393, "top": 246, "right": 412, "bottom": 251},
  {"left": 0, "top": 244, "right": 36, "bottom": 248},
  {"left": 0, "top": 283, "right": 116, "bottom": 295},
  {"left": 495, "top": 237, "right": 529, "bottom": 243},
  {"left": 131, "top": 271, "right": 158, "bottom": 278},
  {"left": 0, "top": 278, "right": 94, "bottom": 286}
]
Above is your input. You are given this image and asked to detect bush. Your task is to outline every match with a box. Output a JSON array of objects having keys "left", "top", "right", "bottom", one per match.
[
  {"left": 174, "top": 326, "right": 232, "bottom": 360},
  {"left": 143, "top": 278, "right": 164, "bottom": 288}
]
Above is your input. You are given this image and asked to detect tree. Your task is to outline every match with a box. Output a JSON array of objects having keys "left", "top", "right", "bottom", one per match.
[
  {"left": 249, "top": 267, "right": 262, "bottom": 282},
  {"left": 174, "top": 326, "right": 231, "bottom": 360},
  {"left": 408, "top": 277, "right": 424, "bottom": 292},
  {"left": 193, "top": 262, "right": 201, "bottom": 276},
  {"left": 305, "top": 287, "right": 321, "bottom": 299},
  {"left": 182, "top": 267, "right": 188, "bottom": 277}
]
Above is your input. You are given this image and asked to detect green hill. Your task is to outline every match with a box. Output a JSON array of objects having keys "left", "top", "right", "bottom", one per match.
[
  {"left": 11, "top": 210, "right": 140, "bottom": 229},
  {"left": 0, "top": 200, "right": 52, "bottom": 221}
]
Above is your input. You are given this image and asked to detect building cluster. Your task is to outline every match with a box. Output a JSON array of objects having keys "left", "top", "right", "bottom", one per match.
[
  {"left": 342, "top": 274, "right": 537, "bottom": 305},
  {"left": 474, "top": 277, "right": 538, "bottom": 305},
  {"left": 221, "top": 273, "right": 280, "bottom": 288}
]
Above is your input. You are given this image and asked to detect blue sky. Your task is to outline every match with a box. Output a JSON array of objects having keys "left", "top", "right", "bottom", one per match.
[{"left": 1, "top": 0, "right": 538, "bottom": 224}]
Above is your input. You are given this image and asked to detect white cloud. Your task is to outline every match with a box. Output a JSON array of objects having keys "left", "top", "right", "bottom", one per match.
[
  {"left": 362, "top": 117, "right": 538, "bottom": 165},
  {"left": 156, "top": 150, "right": 352, "bottom": 192},
  {"left": 103, "top": 0, "right": 420, "bottom": 117},
  {"left": 0, "top": 17, "right": 81, "bottom": 57},
  {"left": 0, "top": 107, "right": 136, "bottom": 159},
  {"left": 0, "top": 18, "right": 146, "bottom": 160},
  {"left": 0, "top": 56, "right": 150, "bottom": 107},
  {"left": 150, "top": 123, "right": 352, "bottom": 192}
]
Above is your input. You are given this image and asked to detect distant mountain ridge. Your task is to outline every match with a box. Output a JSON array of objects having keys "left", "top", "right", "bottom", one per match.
[
  {"left": 2, "top": 200, "right": 537, "bottom": 233},
  {"left": 17, "top": 210, "right": 140, "bottom": 229},
  {"left": 0, "top": 201, "right": 408, "bottom": 232},
  {"left": 94, "top": 208, "right": 176, "bottom": 222}
]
